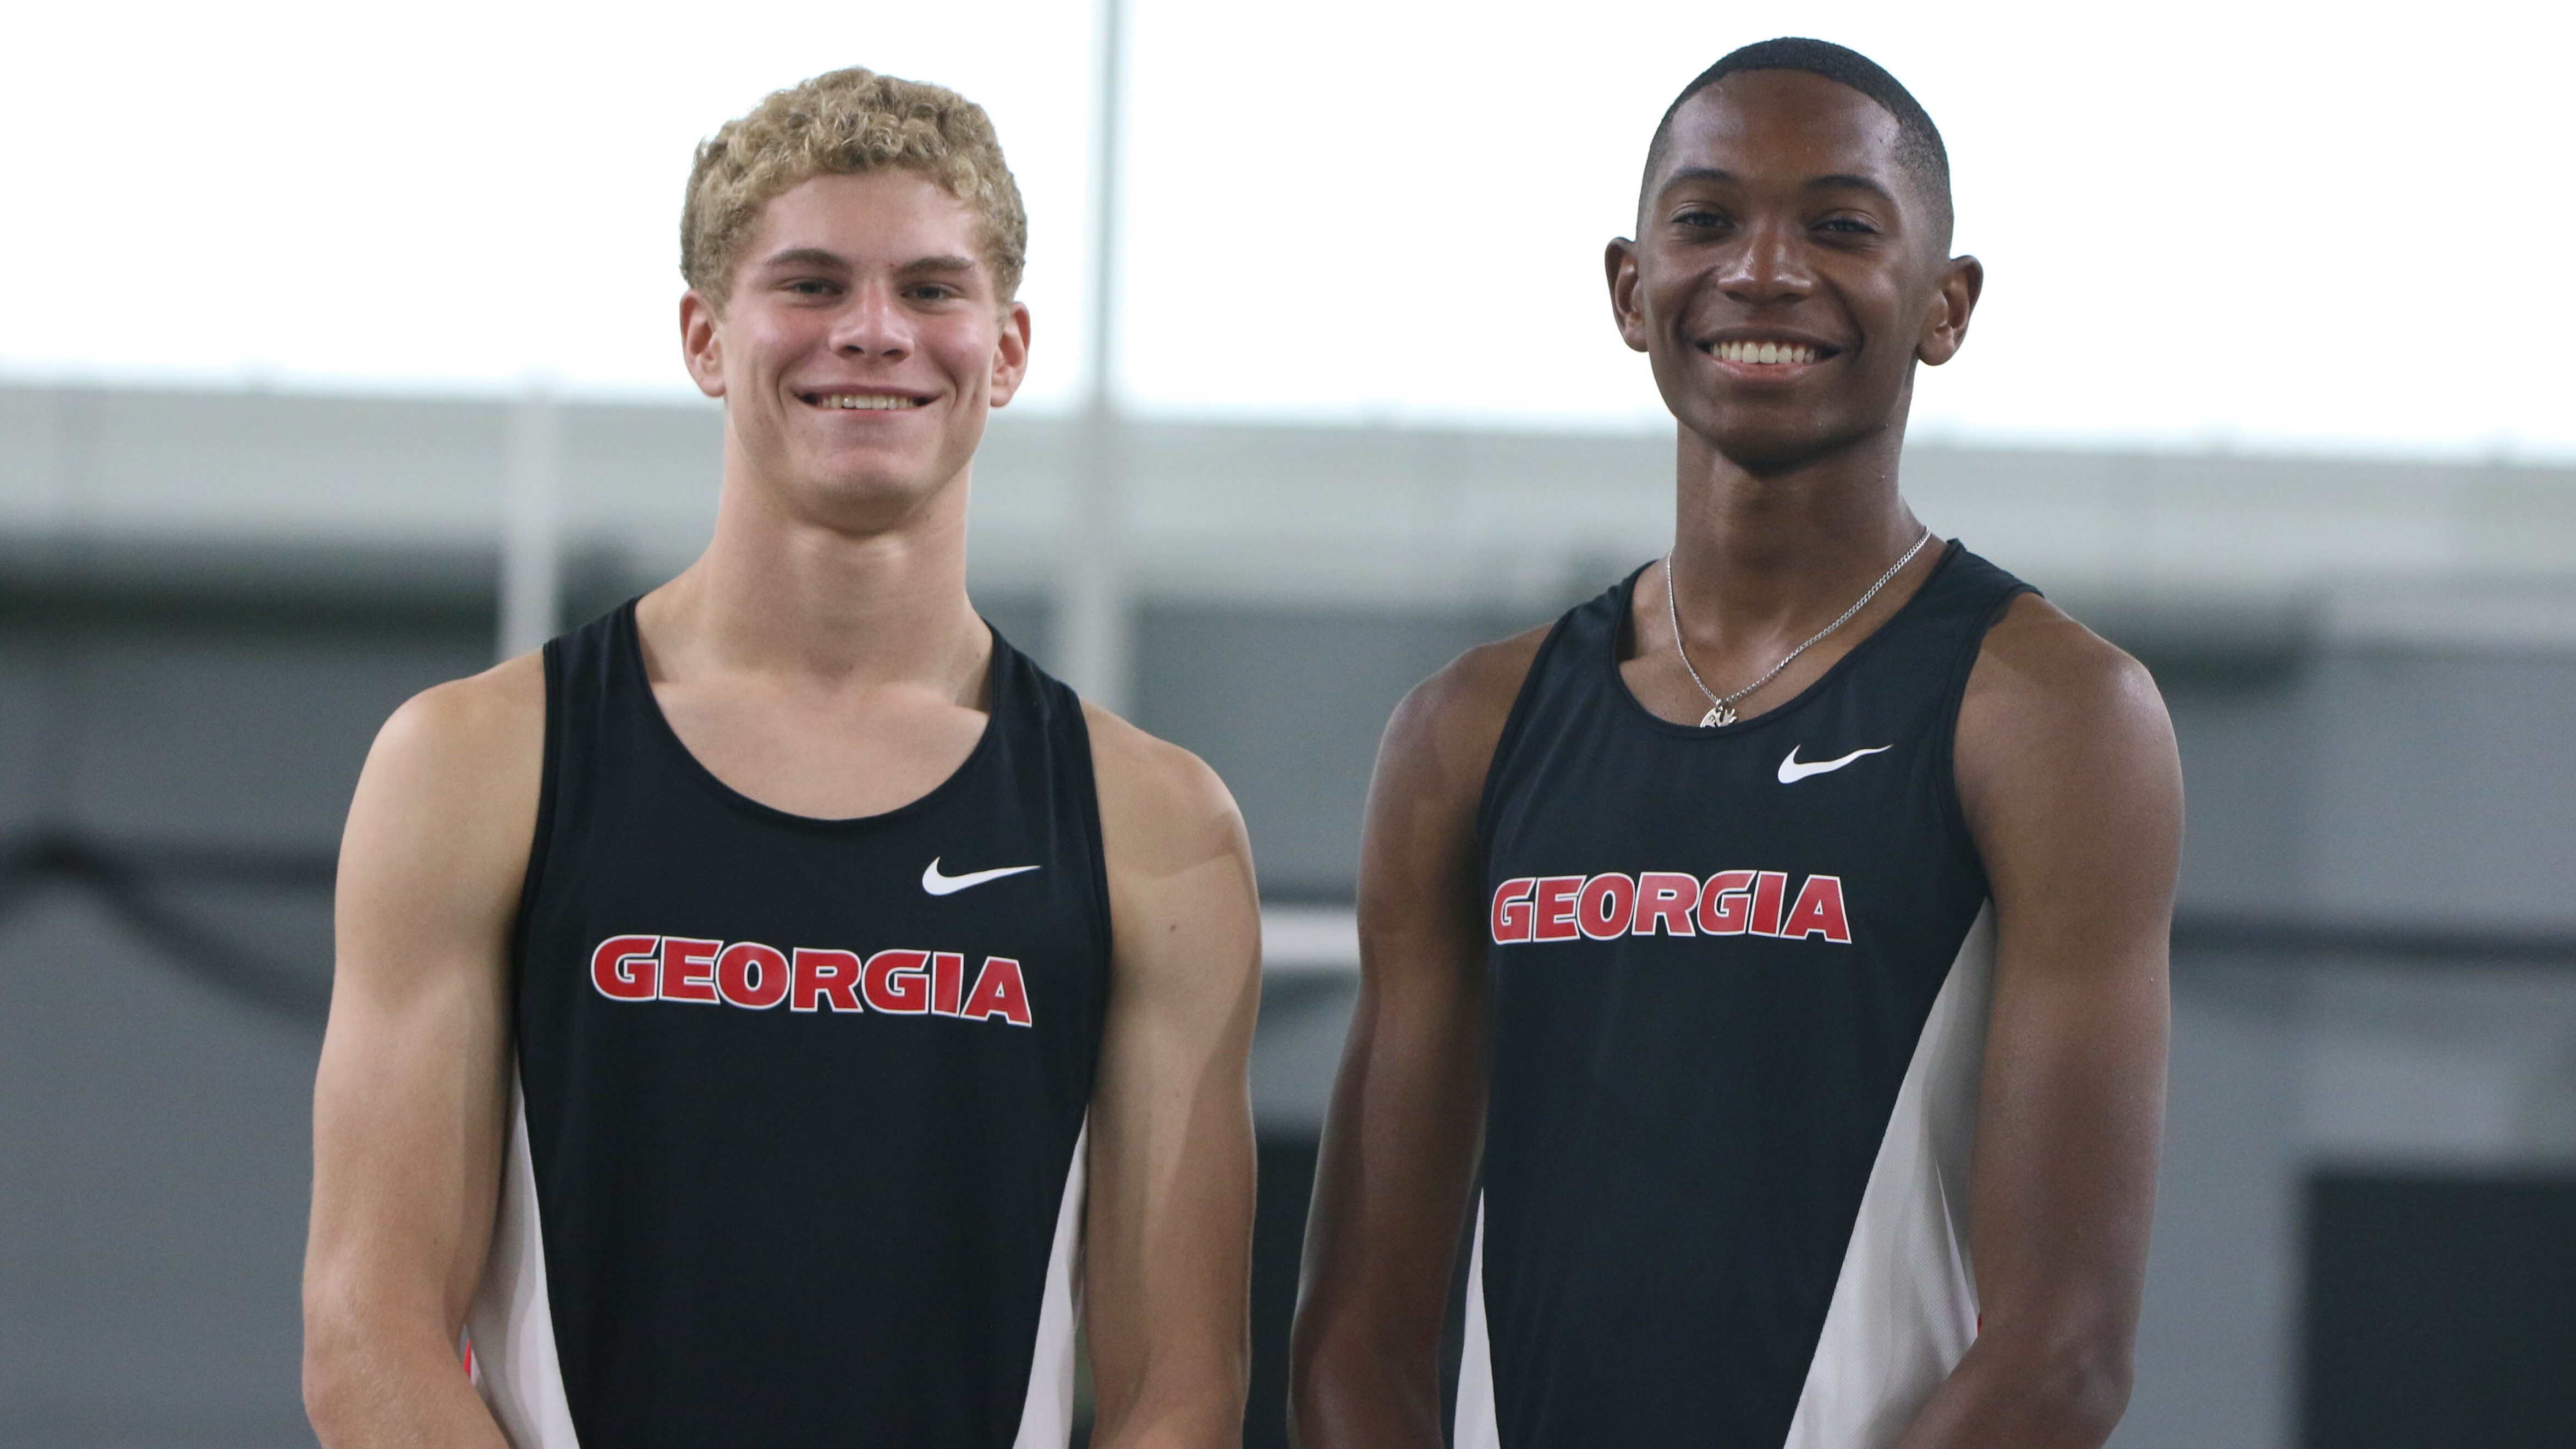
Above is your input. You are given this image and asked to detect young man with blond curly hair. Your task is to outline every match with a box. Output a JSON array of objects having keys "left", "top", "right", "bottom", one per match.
[{"left": 303, "top": 69, "right": 1260, "bottom": 1447}]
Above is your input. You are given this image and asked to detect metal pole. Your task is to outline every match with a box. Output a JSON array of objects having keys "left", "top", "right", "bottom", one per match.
[
  {"left": 1086, "top": 0, "right": 1125, "bottom": 415},
  {"left": 498, "top": 383, "right": 562, "bottom": 660},
  {"left": 1057, "top": 0, "right": 1133, "bottom": 712}
]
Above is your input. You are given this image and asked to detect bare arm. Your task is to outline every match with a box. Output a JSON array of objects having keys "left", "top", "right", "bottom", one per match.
[
  {"left": 1289, "top": 633, "right": 1543, "bottom": 1449},
  {"left": 1894, "top": 595, "right": 2180, "bottom": 1447},
  {"left": 1083, "top": 706, "right": 1266, "bottom": 1449},
  {"left": 303, "top": 657, "right": 545, "bottom": 1448}
]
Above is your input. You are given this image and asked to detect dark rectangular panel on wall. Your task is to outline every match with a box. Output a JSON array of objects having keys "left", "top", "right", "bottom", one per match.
[
  {"left": 2304, "top": 1171, "right": 2576, "bottom": 1447},
  {"left": 1246, "top": 1135, "right": 1320, "bottom": 1449}
]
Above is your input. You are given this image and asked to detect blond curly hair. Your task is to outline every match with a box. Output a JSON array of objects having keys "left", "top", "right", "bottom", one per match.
[{"left": 682, "top": 68, "right": 1027, "bottom": 309}]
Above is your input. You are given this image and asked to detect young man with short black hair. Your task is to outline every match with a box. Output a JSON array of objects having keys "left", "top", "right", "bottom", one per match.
[{"left": 1294, "top": 38, "right": 2177, "bottom": 1448}]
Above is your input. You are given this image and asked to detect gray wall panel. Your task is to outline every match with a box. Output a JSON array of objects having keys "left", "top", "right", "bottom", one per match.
[
  {"left": 64, "top": 634, "right": 485, "bottom": 850},
  {"left": 2165, "top": 677, "right": 2308, "bottom": 916},
  {"left": 2115, "top": 963, "right": 2304, "bottom": 1449},
  {"left": 2302, "top": 649, "right": 2576, "bottom": 928},
  {"left": 0, "top": 894, "right": 321, "bottom": 1448},
  {"left": 1131, "top": 605, "right": 1547, "bottom": 895}
]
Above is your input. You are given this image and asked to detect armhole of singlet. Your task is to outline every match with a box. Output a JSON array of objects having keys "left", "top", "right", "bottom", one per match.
[
  {"left": 1053, "top": 668, "right": 1118, "bottom": 994},
  {"left": 1932, "top": 580, "right": 2040, "bottom": 870},
  {"left": 504, "top": 635, "right": 569, "bottom": 985},
  {"left": 1473, "top": 605, "right": 1584, "bottom": 850}
]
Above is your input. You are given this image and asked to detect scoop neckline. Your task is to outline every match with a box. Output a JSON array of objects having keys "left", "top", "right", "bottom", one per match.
[
  {"left": 617, "top": 599, "right": 1007, "bottom": 833},
  {"left": 1600, "top": 539, "right": 1962, "bottom": 739}
]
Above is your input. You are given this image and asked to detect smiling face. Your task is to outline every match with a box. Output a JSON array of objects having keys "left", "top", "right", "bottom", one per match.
[
  {"left": 1610, "top": 69, "right": 1979, "bottom": 476},
  {"left": 680, "top": 169, "right": 1029, "bottom": 531}
]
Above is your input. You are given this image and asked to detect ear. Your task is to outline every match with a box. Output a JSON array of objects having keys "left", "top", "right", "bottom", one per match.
[
  {"left": 679, "top": 289, "right": 727, "bottom": 399},
  {"left": 987, "top": 299, "right": 1033, "bottom": 408},
  {"left": 1606, "top": 237, "right": 1651, "bottom": 354},
  {"left": 1916, "top": 254, "right": 1983, "bottom": 367}
]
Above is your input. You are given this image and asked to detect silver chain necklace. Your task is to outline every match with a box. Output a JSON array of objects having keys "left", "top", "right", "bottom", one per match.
[{"left": 1662, "top": 525, "right": 1934, "bottom": 727}]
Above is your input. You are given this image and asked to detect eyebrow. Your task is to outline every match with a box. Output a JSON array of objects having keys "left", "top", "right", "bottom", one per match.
[
  {"left": 1659, "top": 166, "right": 1738, "bottom": 193},
  {"left": 751, "top": 249, "right": 980, "bottom": 276},
  {"left": 1804, "top": 173, "right": 1902, "bottom": 206},
  {"left": 1658, "top": 166, "right": 1902, "bottom": 207},
  {"left": 755, "top": 247, "right": 850, "bottom": 272}
]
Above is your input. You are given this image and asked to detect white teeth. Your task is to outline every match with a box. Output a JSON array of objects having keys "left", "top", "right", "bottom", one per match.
[
  {"left": 1712, "top": 341, "right": 1819, "bottom": 365},
  {"left": 819, "top": 394, "right": 921, "bottom": 409}
]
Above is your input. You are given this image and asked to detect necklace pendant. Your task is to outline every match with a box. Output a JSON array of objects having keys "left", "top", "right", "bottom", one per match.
[{"left": 1700, "top": 704, "right": 1734, "bottom": 728}]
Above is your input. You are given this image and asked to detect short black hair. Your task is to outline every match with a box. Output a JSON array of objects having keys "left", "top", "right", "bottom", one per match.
[{"left": 1640, "top": 37, "right": 1953, "bottom": 246}]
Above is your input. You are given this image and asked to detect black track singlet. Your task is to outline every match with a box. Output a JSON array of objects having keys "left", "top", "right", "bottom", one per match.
[
  {"left": 1457, "top": 542, "right": 2033, "bottom": 1448},
  {"left": 465, "top": 601, "right": 1111, "bottom": 1448}
]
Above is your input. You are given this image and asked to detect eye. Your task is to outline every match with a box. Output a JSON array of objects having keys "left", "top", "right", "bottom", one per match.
[
  {"left": 904, "top": 282, "right": 963, "bottom": 303},
  {"left": 1816, "top": 216, "right": 1880, "bottom": 236},
  {"left": 783, "top": 277, "right": 840, "bottom": 297},
  {"left": 1671, "top": 206, "right": 1730, "bottom": 232}
]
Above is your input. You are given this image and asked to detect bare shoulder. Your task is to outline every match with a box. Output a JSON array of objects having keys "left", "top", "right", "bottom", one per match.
[
  {"left": 1081, "top": 701, "right": 1250, "bottom": 883},
  {"left": 371, "top": 651, "right": 546, "bottom": 778},
  {"left": 1960, "top": 594, "right": 2171, "bottom": 760},
  {"left": 340, "top": 651, "right": 548, "bottom": 938},
  {"left": 1956, "top": 592, "right": 2180, "bottom": 844},
  {"left": 1080, "top": 702, "right": 1261, "bottom": 1028},
  {"left": 1376, "top": 622, "right": 1553, "bottom": 806},
  {"left": 355, "top": 652, "right": 546, "bottom": 824}
]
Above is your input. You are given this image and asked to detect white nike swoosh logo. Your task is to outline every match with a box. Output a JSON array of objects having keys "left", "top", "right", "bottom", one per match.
[
  {"left": 1777, "top": 744, "right": 1893, "bottom": 784},
  {"left": 921, "top": 858, "right": 1042, "bottom": 896}
]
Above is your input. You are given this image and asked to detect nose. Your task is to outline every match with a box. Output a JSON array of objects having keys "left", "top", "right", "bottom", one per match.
[
  {"left": 827, "top": 280, "right": 914, "bottom": 360},
  {"left": 1717, "top": 216, "right": 1814, "bottom": 308}
]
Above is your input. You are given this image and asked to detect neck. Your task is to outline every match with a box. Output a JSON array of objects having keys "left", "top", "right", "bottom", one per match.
[
  {"left": 644, "top": 444, "right": 986, "bottom": 690},
  {"left": 1667, "top": 413, "right": 1922, "bottom": 641}
]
